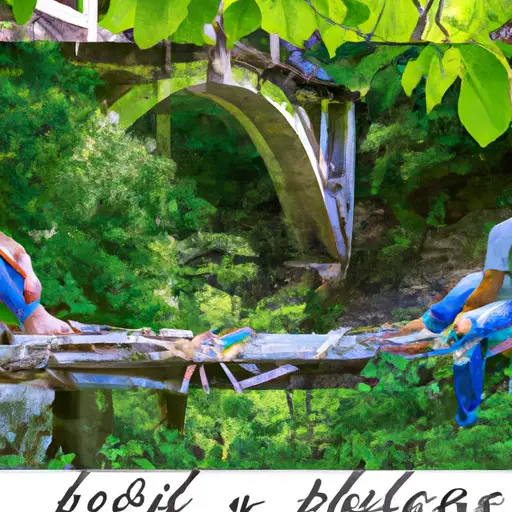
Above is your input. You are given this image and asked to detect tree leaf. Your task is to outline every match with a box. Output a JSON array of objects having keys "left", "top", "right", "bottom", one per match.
[
  {"left": 457, "top": 45, "right": 512, "bottom": 147},
  {"left": 9, "top": 0, "right": 37, "bottom": 25},
  {"left": 324, "top": 46, "right": 406, "bottom": 95},
  {"left": 256, "top": 0, "right": 318, "bottom": 48},
  {"left": 366, "top": 65, "right": 402, "bottom": 117},
  {"left": 357, "top": 383, "right": 372, "bottom": 392},
  {"left": 172, "top": 0, "right": 220, "bottom": 45},
  {"left": 224, "top": 0, "right": 262, "bottom": 49},
  {"left": 99, "top": 0, "right": 137, "bottom": 34},
  {"left": 133, "top": 457, "right": 156, "bottom": 469},
  {"left": 343, "top": 0, "right": 371, "bottom": 27},
  {"left": 401, "top": 45, "right": 436, "bottom": 96},
  {"left": 311, "top": 0, "right": 348, "bottom": 58},
  {"left": 0, "top": 455, "right": 25, "bottom": 468},
  {"left": 356, "top": 0, "right": 419, "bottom": 42},
  {"left": 134, "top": 0, "right": 191, "bottom": 49},
  {"left": 426, "top": 47, "right": 461, "bottom": 113}
]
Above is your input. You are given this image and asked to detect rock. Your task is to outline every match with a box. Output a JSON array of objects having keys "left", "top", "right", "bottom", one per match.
[
  {"left": 352, "top": 198, "right": 398, "bottom": 250},
  {"left": 0, "top": 385, "right": 54, "bottom": 467},
  {"left": 419, "top": 208, "right": 512, "bottom": 284}
]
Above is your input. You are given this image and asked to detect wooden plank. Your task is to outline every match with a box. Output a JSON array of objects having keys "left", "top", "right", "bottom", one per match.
[
  {"left": 219, "top": 363, "right": 242, "bottom": 393},
  {"left": 69, "top": 373, "right": 173, "bottom": 391},
  {"left": 159, "top": 329, "right": 194, "bottom": 339},
  {"left": 199, "top": 364, "right": 210, "bottom": 394},
  {"left": 46, "top": 369, "right": 78, "bottom": 390},
  {"left": 239, "top": 364, "right": 299, "bottom": 390},
  {"left": 180, "top": 365, "right": 196, "bottom": 394},
  {"left": 239, "top": 363, "right": 261, "bottom": 375}
]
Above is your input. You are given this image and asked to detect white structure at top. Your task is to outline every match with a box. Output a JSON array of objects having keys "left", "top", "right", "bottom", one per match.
[{"left": 35, "top": 0, "right": 98, "bottom": 41}]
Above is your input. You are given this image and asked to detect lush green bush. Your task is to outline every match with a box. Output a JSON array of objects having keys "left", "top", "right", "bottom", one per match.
[{"left": 93, "top": 354, "right": 512, "bottom": 470}]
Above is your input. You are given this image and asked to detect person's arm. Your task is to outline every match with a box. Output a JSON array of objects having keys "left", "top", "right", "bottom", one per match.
[
  {"left": 455, "top": 219, "right": 512, "bottom": 334},
  {"left": 460, "top": 270, "right": 505, "bottom": 314}
]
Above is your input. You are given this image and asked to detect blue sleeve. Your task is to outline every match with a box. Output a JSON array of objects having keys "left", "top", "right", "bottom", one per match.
[{"left": 0, "top": 256, "right": 40, "bottom": 326}]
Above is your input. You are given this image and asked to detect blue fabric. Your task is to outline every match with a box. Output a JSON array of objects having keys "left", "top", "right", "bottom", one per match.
[
  {"left": 454, "top": 343, "right": 486, "bottom": 427},
  {"left": 423, "top": 271, "right": 484, "bottom": 333},
  {"left": 422, "top": 310, "right": 449, "bottom": 334},
  {"left": 0, "top": 256, "right": 40, "bottom": 325}
]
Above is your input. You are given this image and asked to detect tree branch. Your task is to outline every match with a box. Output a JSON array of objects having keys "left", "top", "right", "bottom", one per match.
[
  {"left": 411, "top": 0, "right": 435, "bottom": 41},
  {"left": 410, "top": 0, "right": 423, "bottom": 15},
  {"left": 366, "top": 0, "right": 387, "bottom": 42},
  {"left": 435, "top": 0, "right": 451, "bottom": 42},
  {"left": 303, "top": 0, "right": 372, "bottom": 40},
  {"left": 490, "top": 19, "right": 512, "bottom": 44}
]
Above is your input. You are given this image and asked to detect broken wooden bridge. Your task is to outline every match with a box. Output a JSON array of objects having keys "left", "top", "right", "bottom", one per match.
[{"left": 0, "top": 323, "right": 445, "bottom": 433}]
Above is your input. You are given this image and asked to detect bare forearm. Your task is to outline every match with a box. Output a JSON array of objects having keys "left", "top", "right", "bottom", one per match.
[{"left": 461, "top": 270, "right": 505, "bottom": 313}]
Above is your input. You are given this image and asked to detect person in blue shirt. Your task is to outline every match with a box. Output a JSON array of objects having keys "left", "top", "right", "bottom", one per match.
[
  {"left": 0, "top": 231, "right": 73, "bottom": 337},
  {"left": 399, "top": 218, "right": 512, "bottom": 426},
  {"left": 400, "top": 217, "right": 512, "bottom": 338}
]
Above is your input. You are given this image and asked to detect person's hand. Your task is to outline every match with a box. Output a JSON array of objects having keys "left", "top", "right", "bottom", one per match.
[
  {"left": 0, "top": 232, "right": 42, "bottom": 304},
  {"left": 23, "top": 305, "right": 74, "bottom": 336},
  {"left": 453, "top": 312, "right": 471, "bottom": 337}
]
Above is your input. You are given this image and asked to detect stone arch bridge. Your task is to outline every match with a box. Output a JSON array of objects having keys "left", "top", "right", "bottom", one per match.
[{"left": 64, "top": 42, "right": 358, "bottom": 274}]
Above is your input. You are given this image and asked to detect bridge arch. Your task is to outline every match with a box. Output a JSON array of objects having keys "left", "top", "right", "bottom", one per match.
[{"left": 108, "top": 62, "right": 349, "bottom": 262}]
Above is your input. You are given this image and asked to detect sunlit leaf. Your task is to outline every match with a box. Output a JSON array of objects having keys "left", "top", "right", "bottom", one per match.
[
  {"left": 457, "top": 45, "right": 512, "bottom": 147},
  {"left": 356, "top": 0, "right": 419, "bottom": 42},
  {"left": 134, "top": 0, "right": 169, "bottom": 49},
  {"left": 311, "top": 0, "right": 348, "bottom": 58},
  {"left": 343, "top": 0, "right": 371, "bottom": 27},
  {"left": 8, "top": 0, "right": 37, "bottom": 25},
  {"left": 224, "top": 0, "right": 262, "bottom": 49},
  {"left": 256, "top": 0, "right": 318, "bottom": 47},
  {"left": 99, "top": 0, "right": 137, "bottom": 34},
  {"left": 172, "top": 0, "right": 220, "bottom": 45},
  {"left": 401, "top": 45, "right": 436, "bottom": 96},
  {"left": 133, "top": 457, "right": 156, "bottom": 469},
  {"left": 426, "top": 47, "right": 461, "bottom": 113}
]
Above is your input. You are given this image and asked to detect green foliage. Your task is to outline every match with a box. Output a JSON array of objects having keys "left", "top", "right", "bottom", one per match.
[
  {"left": 0, "top": 302, "right": 21, "bottom": 327},
  {"left": 425, "top": 47, "right": 461, "bottom": 114},
  {"left": 0, "top": 455, "right": 25, "bottom": 467},
  {"left": 390, "top": 306, "right": 424, "bottom": 322},
  {"left": 63, "top": 353, "right": 512, "bottom": 471},
  {"left": 426, "top": 192, "right": 449, "bottom": 227},
  {"left": 224, "top": 0, "right": 262, "bottom": 49},
  {"left": 322, "top": 46, "right": 408, "bottom": 95},
  {"left": 458, "top": 44, "right": 512, "bottom": 147},
  {"left": 47, "top": 453, "right": 75, "bottom": 470},
  {"left": 0, "top": 44, "right": 217, "bottom": 329},
  {"left": 403, "top": 44, "right": 512, "bottom": 147},
  {"left": 3, "top": 0, "right": 36, "bottom": 25}
]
